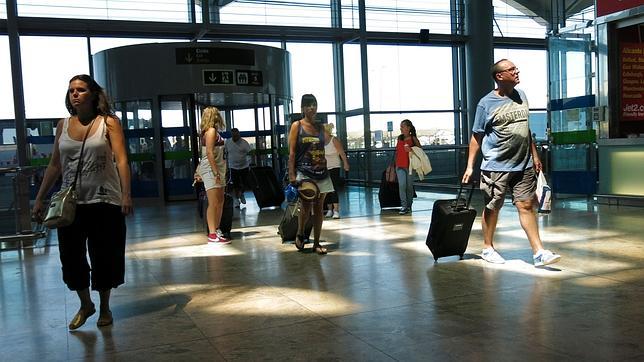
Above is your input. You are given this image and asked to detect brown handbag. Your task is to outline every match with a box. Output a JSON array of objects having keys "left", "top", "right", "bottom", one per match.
[{"left": 385, "top": 163, "right": 397, "bottom": 184}]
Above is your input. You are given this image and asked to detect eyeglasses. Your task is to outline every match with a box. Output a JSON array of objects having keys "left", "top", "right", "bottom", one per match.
[{"left": 498, "top": 66, "right": 519, "bottom": 74}]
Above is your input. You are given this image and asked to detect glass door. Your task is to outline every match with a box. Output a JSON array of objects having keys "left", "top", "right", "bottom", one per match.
[
  {"left": 160, "top": 96, "right": 197, "bottom": 201},
  {"left": 547, "top": 33, "right": 597, "bottom": 195},
  {"left": 116, "top": 100, "right": 159, "bottom": 198}
]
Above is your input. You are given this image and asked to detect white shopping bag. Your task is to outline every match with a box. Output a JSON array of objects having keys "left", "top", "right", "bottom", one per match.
[{"left": 535, "top": 171, "right": 552, "bottom": 214}]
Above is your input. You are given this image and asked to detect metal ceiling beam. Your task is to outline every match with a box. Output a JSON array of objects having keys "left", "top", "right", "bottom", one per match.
[{"left": 0, "top": 16, "right": 466, "bottom": 45}]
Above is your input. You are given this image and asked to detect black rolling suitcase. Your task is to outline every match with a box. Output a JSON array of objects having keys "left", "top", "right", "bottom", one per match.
[
  {"left": 249, "top": 166, "right": 284, "bottom": 208},
  {"left": 378, "top": 170, "right": 401, "bottom": 209},
  {"left": 277, "top": 200, "right": 313, "bottom": 243},
  {"left": 219, "top": 193, "right": 234, "bottom": 236},
  {"left": 199, "top": 190, "right": 234, "bottom": 239},
  {"left": 426, "top": 183, "right": 477, "bottom": 261}
]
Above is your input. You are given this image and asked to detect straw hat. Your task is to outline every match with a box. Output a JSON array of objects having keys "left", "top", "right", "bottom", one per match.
[{"left": 298, "top": 179, "right": 320, "bottom": 202}]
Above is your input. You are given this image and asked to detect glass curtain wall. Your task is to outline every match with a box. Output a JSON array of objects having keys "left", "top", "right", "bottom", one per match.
[
  {"left": 219, "top": 0, "right": 332, "bottom": 27},
  {"left": 20, "top": 36, "right": 90, "bottom": 119},
  {"left": 16, "top": 0, "right": 193, "bottom": 22},
  {"left": 2, "top": 0, "right": 573, "bottom": 189},
  {"left": 364, "top": 0, "right": 452, "bottom": 33},
  {"left": 0, "top": 36, "right": 14, "bottom": 120},
  {"left": 493, "top": 0, "right": 547, "bottom": 38}
]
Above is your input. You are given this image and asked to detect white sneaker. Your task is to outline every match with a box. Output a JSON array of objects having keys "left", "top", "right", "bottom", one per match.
[
  {"left": 481, "top": 247, "right": 506, "bottom": 264},
  {"left": 534, "top": 249, "right": 561, "bottom": 267},
  {"left": 332, "top": 211, "right": 340, "bottom": 219},
  {"left": 325, "top": 210, "right": 333, "bottom": 218}
]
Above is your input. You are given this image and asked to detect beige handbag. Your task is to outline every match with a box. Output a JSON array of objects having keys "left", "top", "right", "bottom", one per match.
[{"left": 43, "top": 118, "right": 95, "bottom": 229}]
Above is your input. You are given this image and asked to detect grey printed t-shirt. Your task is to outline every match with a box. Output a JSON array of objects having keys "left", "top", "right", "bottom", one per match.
[{"left": 472, "top": 89, "right": 533, "bottom": 172}]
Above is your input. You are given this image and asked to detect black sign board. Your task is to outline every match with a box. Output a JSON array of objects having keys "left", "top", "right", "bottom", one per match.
[
  {"left": 176, "top": 48, "right": 255, "bottom": 65},
  {"left": 203, "top": 70, "right": 234, "bottom": 85},
  {"left": 202, "top": 70, "right": 263, "bottom": 87},
  {"left": 235, "top": 70, "right": 263, "bottom": 86}
]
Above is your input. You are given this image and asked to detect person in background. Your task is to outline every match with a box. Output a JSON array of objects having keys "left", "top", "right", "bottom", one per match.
[
  {"left": 395, "top": 119, "right": 421, "bottom": 215},
  {"left": 462, "top": 59, "right": 561, "bottom": 267},
  {"left": 224, "top": 128, "right": 251, "bottom": 208},
  {"left": 288, "top": 94, "right": 334, "bottom": 254},
  {"left": 32, "top": 74, "right": 132, "bottom": 330},
  {"left": 323, "top": 123, "right": 350, "bottom": 219},
  {"left": 195, "top": 106, "right": 230, "bottom": 245}
]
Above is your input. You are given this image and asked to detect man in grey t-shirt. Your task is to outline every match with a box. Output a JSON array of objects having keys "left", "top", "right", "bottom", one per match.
[
  {"left": 225, "top": 128, "right": 251, "bottom": 207},
  {"left": 462, "top": 59, "right": 561, "bottom": 267}
]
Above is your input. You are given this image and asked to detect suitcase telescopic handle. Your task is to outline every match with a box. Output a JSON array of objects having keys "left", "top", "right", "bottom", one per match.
[{"left": 455, "top": 182, "right": 476, "bottom": 209}]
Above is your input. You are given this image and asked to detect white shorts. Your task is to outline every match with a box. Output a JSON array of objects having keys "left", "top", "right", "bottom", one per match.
[
  {"left": 199, "top": 162, "right": 227, "bottom": 191},
  {"left": 296, "top": 171, "right": 334, "bottom": 195}
]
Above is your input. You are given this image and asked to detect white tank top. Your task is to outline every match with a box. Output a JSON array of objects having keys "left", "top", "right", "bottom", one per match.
[
  {"left": 200, "top": 131, "right": 226, "bottom": 175},
  {"left": 58, "top": 117, "right": 122, "bottom": 206},
  {"left": 324, "top": 137, "right": 341, "bottom": 170}
]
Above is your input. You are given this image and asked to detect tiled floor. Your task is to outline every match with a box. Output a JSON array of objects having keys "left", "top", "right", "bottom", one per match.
[{"left": 1, "top": 186, "right": 643, "bottom": 361}]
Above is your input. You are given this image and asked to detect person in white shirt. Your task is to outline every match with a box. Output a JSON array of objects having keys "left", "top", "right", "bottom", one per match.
[
  {"left": 224, "top": 128, "right": 251, "bottom": 207},
  {"left": 323, "top": 123, "right": 350, "bottom": 219}
]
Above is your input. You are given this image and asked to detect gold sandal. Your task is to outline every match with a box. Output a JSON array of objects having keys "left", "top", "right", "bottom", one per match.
[{"left": 69, "top": 306, "right": 96, "bottom": 330}]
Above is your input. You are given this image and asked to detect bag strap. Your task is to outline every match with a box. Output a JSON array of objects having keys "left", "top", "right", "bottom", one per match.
[
  {"left": 71, "top": 117, "right": 97, "bottom": 188},
  {"left": 523, "top": 130, "right": 533, "bottom": 171}
]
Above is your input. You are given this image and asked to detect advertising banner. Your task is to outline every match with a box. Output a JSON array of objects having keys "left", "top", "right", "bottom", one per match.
[
  {"left": 597, "top": 0, "right": 644, "bottom": 17},
  {"left": 620, "top": 43, "right": 644, "bottom": 121}
]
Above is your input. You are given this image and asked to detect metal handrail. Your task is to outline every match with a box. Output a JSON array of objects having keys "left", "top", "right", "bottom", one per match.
[{"left": 0, "top": 165, "right": 48, "bottom": 251}]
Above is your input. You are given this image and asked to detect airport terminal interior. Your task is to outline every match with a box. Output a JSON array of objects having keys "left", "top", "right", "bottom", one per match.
[{"left": 1, "top": 0, "right": 644, "bottom": 360}]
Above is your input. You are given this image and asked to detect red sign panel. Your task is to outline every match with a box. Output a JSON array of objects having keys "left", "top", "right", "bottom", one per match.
[
  {"left": 620, "top": 43, "right": 644, "bottom": 122},
  {"left": 597, "top": 0, "right": 644, "bottom": 17}
]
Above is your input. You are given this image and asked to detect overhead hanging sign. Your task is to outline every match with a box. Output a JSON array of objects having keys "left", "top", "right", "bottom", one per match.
[
  {"left": 176, "top": 47, "right": 255, "bottom": 65},
  {"left": 596, "top": 0, "right": 644, "bottom": 17}
]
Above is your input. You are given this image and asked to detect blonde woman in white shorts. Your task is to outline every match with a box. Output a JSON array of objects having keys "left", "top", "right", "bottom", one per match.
[{"left": 195, "top": 106, "right": 230, "bottom": 244}]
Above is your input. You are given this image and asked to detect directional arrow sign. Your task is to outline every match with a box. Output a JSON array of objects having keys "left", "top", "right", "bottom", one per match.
[{"left": 203, "top": 70, "right": 235, "bottom": 86}]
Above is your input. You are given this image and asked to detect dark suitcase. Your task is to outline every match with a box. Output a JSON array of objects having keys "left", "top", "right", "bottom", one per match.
[
  {"left": 199, "top": 189, "right": 234, "bottom": 239},
  {"left": 249, "top": 166, "right": 284, "bottom": 208},
  {"left": 426, "top": 184, "right": 477, "bottom": 261},
  {"left": 277, "top": 200, "right": 313, "bottom": 243},
  {"left": 378, "top": 170, "right": 401, "bottom": 209}
]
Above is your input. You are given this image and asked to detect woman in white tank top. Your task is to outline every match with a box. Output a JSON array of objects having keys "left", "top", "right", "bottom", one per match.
[
  {"left": 32, "top": 74, "right": 132, "bottom": 330},
  {"left": 323, "top": 123, "right": 350, "bottom": 219}
]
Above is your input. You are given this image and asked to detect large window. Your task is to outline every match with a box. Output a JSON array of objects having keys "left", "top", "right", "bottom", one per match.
[
  {"left": 21, "top": 36, "right": 90, "bottom": 119},
  {"left": 219, "top": 0, "right": 331, "bottom": 27},
  {"left": 365, "top": 0, "right": 452, "bottom": 34},
  {"left": 493, "top": 0, "right": 547, "bottom": 39},
  {"left": 0, "top": 36, "right": 14, "bottom": 120},
  {"left": 367, "top": 45, "right": 454, "bottom": 111},
  {"left": 494, "top": 49, "right": 548, "bottom": 109},
  {"left": 346, "top": 115, "right": 365, "bottom": 149},
  {"left": 0, "top": 1, "right": 6, "bottom": 19},
  {"left": 286, "top": 42, "right": 335, "bottom": 113},
  {"left": 17, "top": 0, "right": 192, "bottom": 22},
  {"left": 343, "top": 43, "right": 363, "bottom": 111}
]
